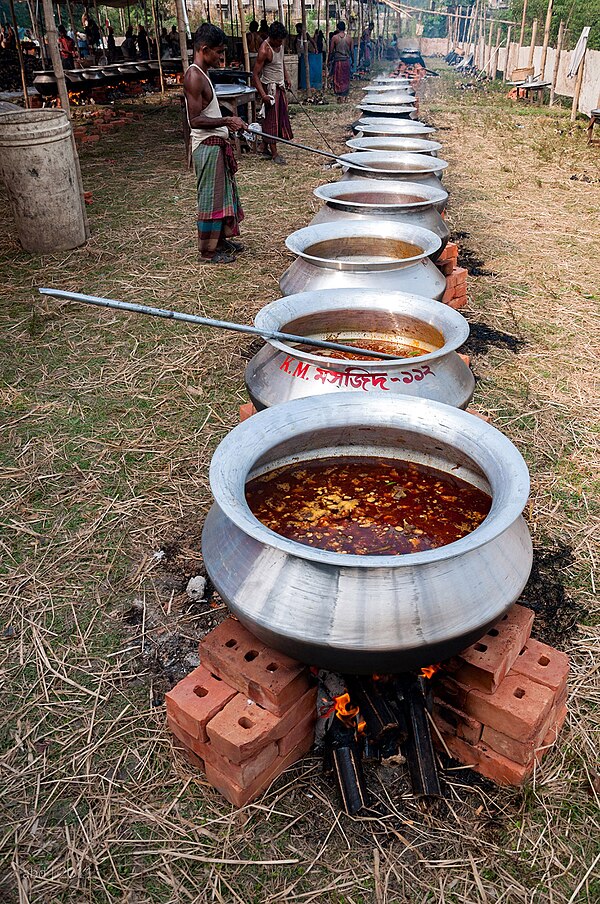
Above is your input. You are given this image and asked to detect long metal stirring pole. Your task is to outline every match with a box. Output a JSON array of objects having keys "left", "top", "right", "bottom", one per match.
[
  {"left": 38, "top": 289, "right": 401, "bottom": 361},
  {"left": 251, "top": 129, "right": 374, "bottom": 169}
]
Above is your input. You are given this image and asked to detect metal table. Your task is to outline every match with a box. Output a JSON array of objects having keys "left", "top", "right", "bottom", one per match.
[{"left": 507, "top": 80, "right": 551, "bottom": 104}]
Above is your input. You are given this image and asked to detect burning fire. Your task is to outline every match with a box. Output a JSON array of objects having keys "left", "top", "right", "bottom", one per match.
[
  {"left": 420, "top": 663, "right": 441, "bottom": 680},
  {"left": 333, "top": 692, "right": 359, "bottom": 724}
]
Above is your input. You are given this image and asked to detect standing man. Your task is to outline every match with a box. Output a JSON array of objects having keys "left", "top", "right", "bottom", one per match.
[
  {"left": 184, "top": 23, "right": 246, "bottom": 264},
  {"left": 252, "top": 21, "right": 293, "bottom": 166}
]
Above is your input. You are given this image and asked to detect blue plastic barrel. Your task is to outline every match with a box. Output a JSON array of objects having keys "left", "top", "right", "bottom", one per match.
[{"left": 299, "top": 52, "right": 323, "bottom": 89}]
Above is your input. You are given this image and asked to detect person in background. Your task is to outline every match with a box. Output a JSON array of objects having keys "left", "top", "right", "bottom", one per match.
[
  {"left": 183, "top": 23, "right": 245, "bottom": 264},
  {"left": 137, "top": 25, "right": 149, "bottom": 60},
  {"left": 330, "top": 20, "right": 352, "bottom": 103},
  {"left": 246, "top": 20, "right": 262, "bottom": 53},
  {"left": 123, "top": 25, "right": 136, "bottom": 60},
  {"left": 57, "top": 24, "right": 77, "bottom": 68},
  {"left": 314, "top": 29, "right": 324, "bottom": 54},
  {"left": 107, "top": 26, "right": 116, "bottom": 62},
  {"left": 82, "top": 13, "right": 100, "bottom": 59},
  {"left": 252, "top": 21, "right": 293, "bottom": 165},
  {"left": 168, "top": 24, "right": 179, "bottom": 55},
  {"left": 258, "top": 19, "right": 269, "bottom": 41}
]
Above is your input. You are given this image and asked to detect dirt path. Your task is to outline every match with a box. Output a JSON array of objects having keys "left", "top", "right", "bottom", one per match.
[{"left": 0, "top": 72, "right": 598, "bottom": 903}]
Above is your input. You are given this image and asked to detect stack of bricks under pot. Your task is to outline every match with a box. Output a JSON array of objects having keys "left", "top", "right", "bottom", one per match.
[{"left": 166, "top": 605, "right": 569, "bottom": 806}]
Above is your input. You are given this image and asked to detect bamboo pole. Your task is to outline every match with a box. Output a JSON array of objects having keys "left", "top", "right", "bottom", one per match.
[
  {"left": 571, "top": 49, "right": 586, "bottom": 122},
  {"left": 549, "top": 19, "right": 564, "bottom": 106},
  {"left": 527, "top": 17, "right": 537, "bottom": 70},
  {"left": 519, "top": 0, "right": 528, "bottom": 45},
  {"left": 41, "top": 0, "right": 70, "bottom": 112},
  {"left": 484, "top": 17, "right": 493, "bottom": 73},
  {"left": 150, "top": 0, "right": 165, "bottom": 93},
  {"left": 65, "top": 0, "right": 77, "bottom": 51},
  {"left": 236, "top": 0, "right": 250, "bottom": 72},
  {"left": 539, "top": 0, "right": 553, "bottom": 80},
  {"left": 503, "top": 24, "right": 512, "bottom": 83},
  {"left": 300, "top": 0, "right": 310, "bottom": 94},
  {"left": 174, "top": 0, "right": 189, "bottom": 70},
  {"left": 8, "top": 0, "right": 30, "bottom": 108}
]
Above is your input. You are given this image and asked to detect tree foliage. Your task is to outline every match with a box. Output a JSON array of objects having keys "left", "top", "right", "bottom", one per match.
[{"left": 510, "top": 0, "right": 600, "bottom": 51}]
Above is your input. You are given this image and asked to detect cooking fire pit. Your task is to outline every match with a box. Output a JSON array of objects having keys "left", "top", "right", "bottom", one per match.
[
  {"left": 279, "top": 221, "right": 445, "bottom": 298},
  {"left": 245, "top": 289, "right": 474, "bottom": 409},
  {"left": 202, "top": 394, "right": 533, "bottom": 673}
]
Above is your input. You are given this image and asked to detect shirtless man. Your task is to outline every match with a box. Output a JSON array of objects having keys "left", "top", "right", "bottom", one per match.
[
  {"left": 184, "top": 23, "right": 246, "bottom": 264},
  {"left": 252, "top": 21, "right": 293, "bottom": 165}
]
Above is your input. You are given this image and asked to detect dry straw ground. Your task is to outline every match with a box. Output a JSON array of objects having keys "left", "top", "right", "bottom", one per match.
[{"left": 0, "top": 67, "right": 598, "bottom": 903}]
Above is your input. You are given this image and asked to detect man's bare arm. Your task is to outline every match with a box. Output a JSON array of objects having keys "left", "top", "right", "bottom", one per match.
[{"left": 184, "top": 68, "right": 244, "bottom": 131}]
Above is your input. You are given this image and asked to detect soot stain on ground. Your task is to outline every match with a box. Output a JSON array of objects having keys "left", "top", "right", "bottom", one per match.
[
  {"left": 462, "top": 320, "right": 524, "bottom": 356},
  {"left": 521, "top": 543, "right": 584, "bottom": 646}
]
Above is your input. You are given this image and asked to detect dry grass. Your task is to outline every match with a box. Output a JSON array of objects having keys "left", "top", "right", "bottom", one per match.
[{"left": 0, "top": 69, "right": 598, "bottom": 903}]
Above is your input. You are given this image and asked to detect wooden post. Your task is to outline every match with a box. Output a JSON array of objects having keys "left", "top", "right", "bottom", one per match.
[
  {"left": 519, "top": 0, "right": 528, "bottom": 45},
  {"left": 503, "top": 24, "right": 512, "bottom": 83},
  {"left": 41, "top": 0, "right": 70, "bottom": 113},
  {"left": 65, "top": 0, "right": 77, "bottom": 50},
  {"left": 8, "top": 0, "right": 30, "bottom": 108},
  {"left": 571, "top": 49, "right": 586, "bottom": 122},
  {"left": 236, "top": 0, "right": 250, "bottom": 72},
  {"left": 174, "top": 0, "right": 189, "bottom": 70},
  {"left": 527, "top": 17, "right": 537, "bottom": 70},
  {"left": 549, "top": 19, "right": 564, "bottom": 106},
  {"left": 300, "top": 0, "right": 310, "bottom": 94},
  {"left": 485, "top": 17, "right": 493, "bottom": 73},
  {"left": 150, "top": 0, "right": 165, "bottom": 93},
  {"left": 539, "top": 0, "right": 553, "bottom": 80}
]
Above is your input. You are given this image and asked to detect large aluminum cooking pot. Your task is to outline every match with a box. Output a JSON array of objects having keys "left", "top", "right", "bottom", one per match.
[
  {"left": 362, "top": 93, "right": 417, "bottom": 106},
  {"left": 280, "top": 220, "right": 446, "bottom": 299},
  {"left": 340, "top": 152, "right": 448, "bottom": 203},
  {"left": 362, "top": 84, "right": 414, "bottom": 94},
  {"left": 355, "top": 118, "right": 436, "bottom": 137},
  {"left": 358, "top": 104, "right": 417, "bottom": 118},
  {"left": 246, "top": 290, "right": 474, "bottom": 410},
  {"left": 372, "top": 76, "right": 411, "bottom": 85},
  {"left": 202, "top": 394, "right": 533, "bottom": 673},
  {"left": 310, "top": 180, "right": 449, "bottom": 253},
  {"left": 346, "top": 136, "right": 442, "bottom": 156}
]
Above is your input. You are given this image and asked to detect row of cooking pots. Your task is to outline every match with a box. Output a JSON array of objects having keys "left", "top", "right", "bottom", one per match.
[{"left": 201, "top": 74, "right": 533, "bottom": 673}]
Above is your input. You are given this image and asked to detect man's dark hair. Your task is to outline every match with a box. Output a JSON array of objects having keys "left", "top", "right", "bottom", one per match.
[
  {"left": 337, "top": 20, "right": 345, "bottom": 31},
  {"left": 268, "top": 21, "right": 287, "bottom": 41},
  {"left": 249, "top": 20, "right": 258, "bottom": 31},
  {"left": 194, "top": 22, "right": 226, "bottom": 50}
]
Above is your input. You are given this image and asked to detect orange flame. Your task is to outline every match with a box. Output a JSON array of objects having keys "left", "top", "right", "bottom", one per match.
[
  {"left": 333, "top": 692, "right": 359, "bottom": 724},
  {"left": 420, "top": 664, "right": 441, "bottom": 680}
]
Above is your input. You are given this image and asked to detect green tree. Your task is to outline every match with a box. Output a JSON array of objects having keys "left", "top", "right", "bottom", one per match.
[{"left": 510, "top": 0, "right": 600, "bottom": 51}]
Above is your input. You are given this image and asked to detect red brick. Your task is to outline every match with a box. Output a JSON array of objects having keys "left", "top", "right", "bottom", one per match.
[
  {"left": 204, "top": 730, "right": 313, "bottom": 807},
  {"left": 510, "top": 638, "right": 569, "bottom": 696},
  {"left": 165, "top": 665, "right": 237, "bottom": 741},
  {"left": 439, "top": 732, "right": 533, "bottom": 786},
  {"left": 112, "top": 118, "right": 127, "bottom": 127},
  {"left": 172, "top": 737, "right": 205, "bottom": 770},
  {"left": 445, "top": 295, "right": 468, "bottom": 310},
  {"left": 458, "top": 353, "right": 471, "bottom": 367},
  {"left": 432, "top": 697, "right": 483, "bottom": 745},
  {"left": 168, "top": 716, "right": 279, "bottom": 785},
  {"left": 206, "top": 694, "right": 280, "bottom": 763},
  {"left": 239, "top": 401, "right": 257, "bottom": 421},
  {"left": 433, "top": 674, "right": 471, "bottom": 710},
  {"left": 451, "top": 605, "right": 535, "bottom": 695},
  {"left": 537, "top": 703, "right": 567, "bottom": 758},
  {"left": 199, "top": 617, "right": 311, "bottom": 715},
  {"left": 466, "top": 407, "right": 491, "bottom": 423},
  {"left": 277, "top": 709, "right": 316, "bottom": 757},
  {"left": 268, "top": 686, "right": 317, "bottom": 741},
  {"left": 465, "top": 673, "right": 555, "bottom": 743}
]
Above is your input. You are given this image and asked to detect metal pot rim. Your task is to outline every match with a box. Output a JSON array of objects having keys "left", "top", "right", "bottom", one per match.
[
  {"left": 254, "top": 288, "right": 469, "bottom": 364},
  {"left": 313, "top": 178, "right": 448, "bottom": 211},
  {"left": 341, "top": 151, "right": 448, "bottom": 176},
  {"left": 346, "top": 137, "right": 443, "bottom": 154},
  {"left": 358, "top": 104, "right": 418, "bottom": 114},
  {"left": 284, "top": 220, "right": 441, "bottom": 270},
  {"left": 208, "top": 394, "right": 530, "bottom": 569}
]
